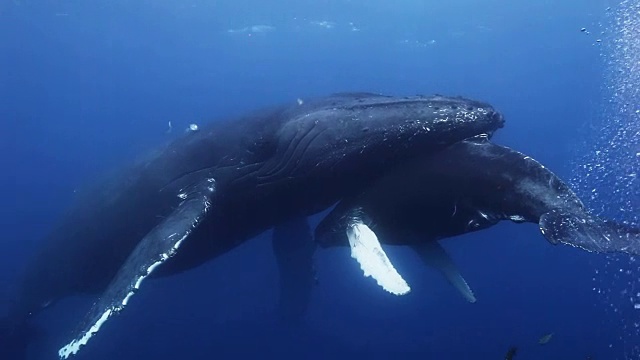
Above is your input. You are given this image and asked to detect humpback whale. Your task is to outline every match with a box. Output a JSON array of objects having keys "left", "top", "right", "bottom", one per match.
[
  {"left": 0, "top": 93, "right": 505, "bottom": 359},
  {"left": 314, "top": 135, "right": 640, "bottom": 299}
]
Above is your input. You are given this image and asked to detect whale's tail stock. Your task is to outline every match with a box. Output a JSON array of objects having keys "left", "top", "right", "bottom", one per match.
[{"left": 540, "top": 209, "right": 640, "bottom": 256}]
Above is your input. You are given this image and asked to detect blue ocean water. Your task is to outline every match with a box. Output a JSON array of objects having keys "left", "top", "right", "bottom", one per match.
[{"left": 1, "top": 0, "right": 638, "bottom": 359}]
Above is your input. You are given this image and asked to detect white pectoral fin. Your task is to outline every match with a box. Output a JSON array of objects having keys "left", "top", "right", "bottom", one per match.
[
  {"left": 346, "top": 220, "right": 411, "bottom": 296},
  {"left": 414, "top": 241, "right": 476, "bottom": 303},
  {"left": 58, "top": 178, "right": 217, "bottom": 359}
]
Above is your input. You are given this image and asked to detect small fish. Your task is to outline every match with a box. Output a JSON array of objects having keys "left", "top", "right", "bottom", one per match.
[
  {"left": 538, "top": 332, "right": 554, "bottom": 345},
  {"left": 505, "top": 346, "right": 517, "bottom": 360}
]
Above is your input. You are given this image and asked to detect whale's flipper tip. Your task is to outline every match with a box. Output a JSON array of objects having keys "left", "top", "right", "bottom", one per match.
[
  {"left": 58, "top": 177, "right": 217, "bottom": 359},
  {"left": 540, "top": 210, "right": 640, "bottom": 256}
]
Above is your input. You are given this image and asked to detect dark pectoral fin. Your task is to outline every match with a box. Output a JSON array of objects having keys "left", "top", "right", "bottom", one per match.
[
  {"left": 272, "top": 217, "right": 316, "bottom": 323},
  {"left": 413, "top": 241, "right": 476, "bottom": 303},
  {"left": 58, "top": 178, "right": 217, "bottom": 359},
  {"left": 540, "top": 209, "right": 640, "bottom": 255}
]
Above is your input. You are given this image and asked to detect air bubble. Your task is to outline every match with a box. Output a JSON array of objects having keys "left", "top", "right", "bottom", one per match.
[{"left": 570, "top": 1, "right": 640, "bottom": 355}]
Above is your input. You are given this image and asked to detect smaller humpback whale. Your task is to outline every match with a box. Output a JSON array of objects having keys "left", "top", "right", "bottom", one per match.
[
  {"left": 0, "top": 93, "right": 505, "bottom": 359},
  {"left": 315, "top": 135, "right": 640, "bottom": 299}
]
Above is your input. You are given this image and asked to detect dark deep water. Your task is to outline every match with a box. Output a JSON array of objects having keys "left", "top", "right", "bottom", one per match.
[{"left": 1, "top": 0, "right": 639, "bottom": 359}]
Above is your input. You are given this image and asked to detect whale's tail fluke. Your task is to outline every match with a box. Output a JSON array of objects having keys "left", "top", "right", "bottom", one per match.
[
  {"left": 0, "top": 316, "right": 38, "bottom": 360},
  {"left": 539, "top": 209, "right": 640, "bottom": 256}
]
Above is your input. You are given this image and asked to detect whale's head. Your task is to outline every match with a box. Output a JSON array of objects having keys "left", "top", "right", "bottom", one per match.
[
  {"left": 323, "top": 92, "right": 505, "bottom": 143},
  {"left": 272, "top": 92, "right": 505, "bottom": 182}
]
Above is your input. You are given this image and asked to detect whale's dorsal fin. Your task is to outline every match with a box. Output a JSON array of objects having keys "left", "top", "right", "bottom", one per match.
[
  {"left": 412, "top": 241, "right": 476, "bottom": 303},
  {"left": 58, "top": 177, "right": 217, "bottom": 359}
]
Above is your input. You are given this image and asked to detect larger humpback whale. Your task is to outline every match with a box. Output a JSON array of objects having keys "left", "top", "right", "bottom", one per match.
[
  {"left": 315, "top": 135, "right": 640, "bottom": 299},
  {"left": 0, "top": 93, "right": 505, "bottom": 359}
]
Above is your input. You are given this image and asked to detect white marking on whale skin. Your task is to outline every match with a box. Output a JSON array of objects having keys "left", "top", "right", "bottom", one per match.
[
  {"left": 133, "top": 276, "right": 144, "bottom": 290},
  {"left": 122, "top": 291, "right": 134, "bottom": 306},
  {"left": 522, "top": 154, "right": 546, "bottom": 169},
  {"left": 58, "top": 178, "right": 216, "bottom": 359},
  {"left": 146, "top": 259, "right": 164, "bottom": 274},
  {"left": 59, "top": 250, "right": 181, "bottom": 359},
  {"left": 346, "top": 218, "right": 411, "bottom": 296},
  {"left": 58, "top": 309, "right": 113, "bottom": 359}
]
